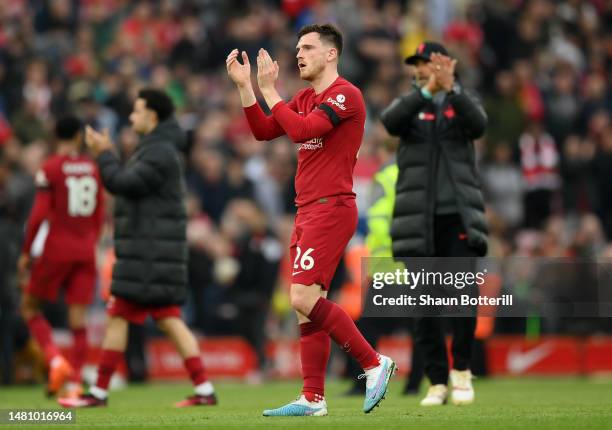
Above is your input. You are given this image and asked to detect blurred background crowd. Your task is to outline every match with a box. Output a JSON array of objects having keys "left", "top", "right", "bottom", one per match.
[{"left": 1, "top": 0, "right": 612, "bottom": 384}]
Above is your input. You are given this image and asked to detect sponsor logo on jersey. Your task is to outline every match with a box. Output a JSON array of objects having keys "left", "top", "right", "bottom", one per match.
[
  {"left": 298, "top": 138, "right": 324, "bottom": 151},
  {"left": 62, "top": 162, "right": 94, "bottom": 175},
  {"left": 326, "top": 96, "right": 346, "bottom": 111}
]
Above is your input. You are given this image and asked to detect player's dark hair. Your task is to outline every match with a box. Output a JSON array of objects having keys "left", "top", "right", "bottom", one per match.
[
  {"left": 55, "top": 115, "right": 82, "bottom": 140},
  {"left": 137, "top": 88, "right": 175, "bottom": 122},
  {"left": 297, "top": 23, "right": 343, "bottom": 56}
]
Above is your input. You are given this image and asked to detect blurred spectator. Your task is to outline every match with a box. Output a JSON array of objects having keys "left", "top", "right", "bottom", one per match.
[
  {"left": 220, "top": 199, "right": 282, "bottom": 374},
  {"left": 544, "top": 64, "right": 580, "bottom": 144},
  {"left": 559, "top": 134, "right": 596, "bottom": 214},
  {"left": 0, "top": 145, "right": 34, "bottom": 384},
  {"left": 185, "top": 191, "right": 222, "bottom": 332},
  {"left": 247, "top": 139, "right": 296, "bottom": 225},
  {"left": 514, "top": 59, "right": 545, "bottom": 123},
  {"left": 592, "top": 125, "right": 612, "bottom": 239},
  {"left": 482, "top": 143, "right": 524, "bottom": 229},
  {"left": 519, "top": 121, "right": 561, "bottom": 229},
  {"left": 484, "top": 70, "right": 526, "bottom": 151},
  {"left": 187, "top": 145, "right": 254, "bottom": 223}
]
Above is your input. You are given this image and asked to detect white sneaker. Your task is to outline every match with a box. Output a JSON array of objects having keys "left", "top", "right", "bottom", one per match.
[
  {"left": 450, "top": 369, "right": 474, "bottom": 405},
  {"left": 361, "top": 354, "right": 397, "bottom": 413},
  {"left": 262, "top": 394, "right": 328, "bottom": 416},
  {"left": 420, "top": 384, "right": 448, "bottom": 406}
]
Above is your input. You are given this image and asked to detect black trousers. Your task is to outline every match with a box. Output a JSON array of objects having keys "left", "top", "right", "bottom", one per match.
[{"left": 416, "top": 214, "right": 478, "bottom": 385}]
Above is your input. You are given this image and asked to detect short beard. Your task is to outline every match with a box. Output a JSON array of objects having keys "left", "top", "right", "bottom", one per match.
[{"left": 301, "top": 62, "right": 324, "bottom": 82}]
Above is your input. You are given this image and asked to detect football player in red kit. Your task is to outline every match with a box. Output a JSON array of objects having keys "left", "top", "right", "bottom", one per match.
[
  {"left": 19, "top": 115, "right": 104, "bottom": 397},
  {"left": 227, "top": 24, "right": 396, "bottom": 416}
]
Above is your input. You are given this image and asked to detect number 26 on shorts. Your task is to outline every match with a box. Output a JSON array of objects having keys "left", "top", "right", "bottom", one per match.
[{"left": 293, "top": 247, "right": 315, "bottom": 274}]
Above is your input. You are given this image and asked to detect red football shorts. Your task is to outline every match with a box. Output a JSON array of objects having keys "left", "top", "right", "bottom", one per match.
[
  {"left": 289, "top": 195, "right": 358, "bottom": 290},
  {"left": 106, "top": 296, "right": 182, "bottom": 325},
  {"left": 27, "top": 257, "right": 96, "bottom": 305}
]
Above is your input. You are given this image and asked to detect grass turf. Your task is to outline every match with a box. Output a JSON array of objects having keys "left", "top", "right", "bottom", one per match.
[{"left": 1, "top": 378, "right": 611, "bottom": 429}]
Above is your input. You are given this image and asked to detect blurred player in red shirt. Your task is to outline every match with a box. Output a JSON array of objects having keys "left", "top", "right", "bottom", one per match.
[
  {"left": 19, "top": 115, "right": 104, "bottom": 397},
  {"left": 227, "top": 24, "right": 396, "bottom": 416}
]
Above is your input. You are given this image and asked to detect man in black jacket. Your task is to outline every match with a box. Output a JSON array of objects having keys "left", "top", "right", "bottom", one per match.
[
  {"left": 380, "top": 42, "right": 488, "bottom": 407},
  {"left": 59, "top": 89, "right": 217, "bottom": 408}
]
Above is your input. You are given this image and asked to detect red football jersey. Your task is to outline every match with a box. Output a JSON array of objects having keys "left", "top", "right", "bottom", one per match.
[
  {"left": 287, "top": 77, "right": 366, "bottom": 206},
  {"left": 23, "top": 153, "right": 104, "bottom": 262},
  {"left": 245, "top": 76, "right": 366, "bottom": 208}
]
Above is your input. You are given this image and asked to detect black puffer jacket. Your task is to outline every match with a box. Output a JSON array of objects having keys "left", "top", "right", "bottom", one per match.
[
  {"left": 380, "top": 86, "right": 488, "bottom": 257},
  {"left": 97, "top": 119, "right": 188, "bottom": 305}
]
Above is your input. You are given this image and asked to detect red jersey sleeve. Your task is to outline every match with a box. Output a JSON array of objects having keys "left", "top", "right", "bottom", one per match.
[
  {"left": 243, "top": 97, "right": 299, "bottom": 141},
  {"left": 318, "top": 84, "right": 363, "bottom": 125},
  {"left": 270, "top": 84, "right": 364, "bottom": 143},
  {"left": 270, "top": 101, "right": 334, "bottom": 143}
]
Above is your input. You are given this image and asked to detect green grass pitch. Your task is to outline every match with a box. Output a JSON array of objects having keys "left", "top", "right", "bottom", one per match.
[{"left": 2, "top": 378, "right": 611, "bottom": 429}]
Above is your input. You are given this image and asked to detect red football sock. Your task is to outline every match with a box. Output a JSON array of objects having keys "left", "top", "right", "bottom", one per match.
[
  {"left": 300, "top": 322, "right": 330, "bottom": 400},
  {"left": 184, "top": 356, "right": 208, "bottom": 386},
  {"left": 95, "top": 349, "right": 123, "bottom": 390},
  {"left": 70, "top": 328, "right": 87, "bottom": 383},
  {"left": 307, "top": 297, "right": 379, "bottom": 370},
  {"left": 27, "top": 315, "right": 60, "bottom": 364}
]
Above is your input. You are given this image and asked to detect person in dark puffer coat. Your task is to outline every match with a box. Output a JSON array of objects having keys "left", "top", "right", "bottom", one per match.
[
  {"left": 381, "top": 42, "right": 488, "bottom": 407},
  {"left": 58, "top": 89, "right": 218, "bottom": 409}
]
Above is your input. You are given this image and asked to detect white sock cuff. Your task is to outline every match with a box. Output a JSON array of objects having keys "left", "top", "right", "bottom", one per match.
[
  {"left": 194, "top": 381, "right": 214, "bottom": 396},
  {"left": 50, "top": 356, "right": 62, "bottom": 368},
  {"left": 90, "top": 386, "right": 108, "bottom": 400}
]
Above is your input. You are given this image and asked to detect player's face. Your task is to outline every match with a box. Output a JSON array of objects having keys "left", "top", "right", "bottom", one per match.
[
  {"left": 296, "top": 32, "right": 334, "bottom": 81},
  {"left": 129, "top": 98, "right": 155, "bottom": 134},
  {"left": 413, "top": 58, "right": 432, "bottom": 87}
]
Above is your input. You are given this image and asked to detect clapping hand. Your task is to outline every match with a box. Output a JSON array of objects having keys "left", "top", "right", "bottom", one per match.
[
  {"left": 85, "top": 126, "right": 112, "bottom": 156},
  {"left": 226, "top": 49, "right": 252, "bottom": 88},
  {"left": 430, "top": 52, "right": 457, "bottom": 92},
  {"left": 256, "top": 48, "right": 279, "bottom": 91}
]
